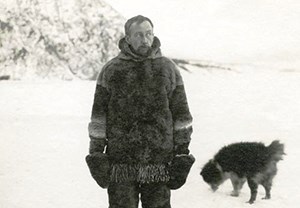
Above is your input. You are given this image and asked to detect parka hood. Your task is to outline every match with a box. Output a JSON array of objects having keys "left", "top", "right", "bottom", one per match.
[{"left": 117, "top": 36, "right": 162, "bottom": 61}]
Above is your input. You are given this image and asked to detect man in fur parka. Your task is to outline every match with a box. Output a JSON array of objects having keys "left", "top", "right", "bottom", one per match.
[{"left": 87, "top": 15, "right": 194, "bottom": 208}]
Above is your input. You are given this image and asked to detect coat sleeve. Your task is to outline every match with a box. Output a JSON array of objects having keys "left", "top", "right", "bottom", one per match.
[
  {"left": 88, "top": 67, "right": 110, "bottom": 154},
  {"left": 169, "top": 66, "right": 193, "bottom": 155}
]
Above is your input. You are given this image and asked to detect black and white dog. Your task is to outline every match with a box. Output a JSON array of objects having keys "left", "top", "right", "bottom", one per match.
[{"left": 200, "top": 140, "right": 285, "bottom": 204}]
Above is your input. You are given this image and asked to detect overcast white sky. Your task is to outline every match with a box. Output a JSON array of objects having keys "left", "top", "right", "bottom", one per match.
[
  {"left": 1, "top": 0, "right": 300, "bottom": 65},
  {"left": 108, "top": 0, "right": 300, "bottom": 65}
]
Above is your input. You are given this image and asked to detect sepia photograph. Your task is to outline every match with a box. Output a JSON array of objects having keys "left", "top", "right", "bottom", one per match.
[{"left": 1, "top": 0, "right": 299, "bottom": 207}]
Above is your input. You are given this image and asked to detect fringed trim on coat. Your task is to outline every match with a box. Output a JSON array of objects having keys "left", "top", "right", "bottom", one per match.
[{"left": 110, "top": 164, "right": 170, "bottom": 184}]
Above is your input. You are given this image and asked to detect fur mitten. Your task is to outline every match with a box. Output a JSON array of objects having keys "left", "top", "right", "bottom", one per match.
[
  {"left": 86, "top": 152, "right": 110, "bottom": 188},
  {"left": 167, "top": 154, "right": 195, "bottom": 189}
]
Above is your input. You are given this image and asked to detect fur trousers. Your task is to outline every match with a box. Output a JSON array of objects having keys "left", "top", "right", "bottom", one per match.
[{"left": 107, "top": 181, "right": 171, "bottom": 208}]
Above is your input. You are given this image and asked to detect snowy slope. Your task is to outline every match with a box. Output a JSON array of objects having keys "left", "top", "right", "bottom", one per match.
[
  {"left": 0, "top": 0, "right": 125, "bottom": 80},
  {"left": 0, "top": 65, "right": 300, "bottom": 208}
]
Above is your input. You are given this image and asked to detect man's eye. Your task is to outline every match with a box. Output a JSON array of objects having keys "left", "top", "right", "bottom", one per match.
[
  {"left": 146, "top": 32, "right": 153, "bottom": 37},
  {"left": 134, "top": 32, "right": 153, "bottom": 38}
]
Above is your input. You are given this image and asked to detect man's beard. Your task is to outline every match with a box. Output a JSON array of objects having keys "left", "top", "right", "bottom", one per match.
[{"left": 135, "top": 45, "right": 152, "bottom": 57}]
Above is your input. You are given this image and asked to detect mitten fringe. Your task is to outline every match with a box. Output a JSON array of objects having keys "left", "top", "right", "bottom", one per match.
[{"left": 110, "top": 164, "right": 170, "bottom": 183}]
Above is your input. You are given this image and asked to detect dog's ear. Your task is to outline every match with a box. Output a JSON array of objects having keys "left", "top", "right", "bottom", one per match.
[
  {"left": 200, "top": 160, "right": 211, "bottom": 175},
  {"left": 209, "top": 159, "right": 222, "bottom": 171}
]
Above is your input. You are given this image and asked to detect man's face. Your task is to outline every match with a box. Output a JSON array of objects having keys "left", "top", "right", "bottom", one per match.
[{"left": 126, "top": 21, "right": 154, "bottom": 56}]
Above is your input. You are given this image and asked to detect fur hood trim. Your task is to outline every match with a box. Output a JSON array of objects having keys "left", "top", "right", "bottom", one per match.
[
  {"left": 117, "top": 36, "right": 162, "bottom": 61},
  {"left": 110, "top": 163, "right": 170, "bottom": 184}
]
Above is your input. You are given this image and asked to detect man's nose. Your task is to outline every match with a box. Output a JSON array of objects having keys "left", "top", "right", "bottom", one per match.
[{"left": 141, "top": 36, "right": 148, "bottom": 44}]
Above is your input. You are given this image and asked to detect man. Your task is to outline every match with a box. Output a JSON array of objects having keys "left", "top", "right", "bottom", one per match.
[{"left": 87, "top": 15, "right": 193, "bottom": 208}]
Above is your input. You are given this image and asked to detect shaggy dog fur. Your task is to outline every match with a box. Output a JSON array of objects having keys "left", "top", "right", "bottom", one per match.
[{"left": 200, "top": 140, "right": 285, "bottom": 204}]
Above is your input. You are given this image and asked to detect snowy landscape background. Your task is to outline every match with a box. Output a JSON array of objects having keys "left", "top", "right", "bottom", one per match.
[
  {"left": 1, "top": 0, "right": 300, "bottom": 208},
  {"left": 1, "top": 65, "right": 300, "bottom": 208}
]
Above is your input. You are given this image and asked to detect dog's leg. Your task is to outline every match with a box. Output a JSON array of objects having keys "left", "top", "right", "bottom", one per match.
[
  {"left": 230, "top": 174, "right": 239, "bottom": 196},
  {"left": 230, "top": 181, "right": 240, "bottom": 197},
  {"left": 262, "top": 183, "right": 271, "bottom": 199},
  {"left": 261, "top": 177, "right": 273, "bottom": 199},
  {"left": 262, "top": 162, "right": 277, "bottom": 199},
  {"left": 247, "top": 178, "right": 258, "bottom": 204},
  {"left": 230, "top": 174, "right": 245, "bottom": 197},
  {"left": 231, "top": 182, "right": 240, "bottom": 196}
]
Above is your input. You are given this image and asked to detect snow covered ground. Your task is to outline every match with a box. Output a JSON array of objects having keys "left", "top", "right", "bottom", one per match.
[{"left": 1, "top": 65, "right": 300, "bottom": 208}]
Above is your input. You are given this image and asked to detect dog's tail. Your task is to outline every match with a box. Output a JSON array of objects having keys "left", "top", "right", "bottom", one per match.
[{"left": 268, "top": 140, "right": 285, "bottom": 161}]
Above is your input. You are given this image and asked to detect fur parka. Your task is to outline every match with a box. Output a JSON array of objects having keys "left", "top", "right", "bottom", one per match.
[{"left": 88, "top": 36, "right": 193, "bottom": 184}]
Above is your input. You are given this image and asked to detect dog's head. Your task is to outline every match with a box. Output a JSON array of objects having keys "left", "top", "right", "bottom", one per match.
[{"left": 200, "top": 159, "right": 225, "bottom": 191}]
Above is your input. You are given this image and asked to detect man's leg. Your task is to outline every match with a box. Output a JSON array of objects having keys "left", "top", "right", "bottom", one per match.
[
  {"left": 140, "top": 182, "right": 171, "bottom": 208},
  {"left": 108, "top": 182, "right": 139, "bottom": 208}
]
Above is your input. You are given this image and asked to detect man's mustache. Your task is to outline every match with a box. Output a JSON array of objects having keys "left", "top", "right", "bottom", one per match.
[{"left": 139, "top": 44, "right": 151, "bottom": 48}]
